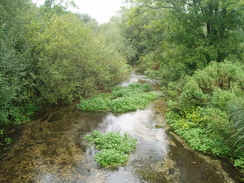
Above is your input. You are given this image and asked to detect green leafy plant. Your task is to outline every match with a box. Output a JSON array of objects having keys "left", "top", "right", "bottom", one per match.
[
  {"left": 77, "top": 82, "right": 158, "bottom": 112},
  {"left": 234, "top": 156, "right": 244, "bottom": 169},
  {"left": 85, "top": 130, "right": 137, "bottom": 167},
  {"left": 77, "top": 95, "right": 112, "bottom": 112},
  {"left": 227, "top": 98, "right": 244, "bottom": 154},
  {"left": 111, "top": 92, "right": 158, "bottom": 112},
  {"left": 112, "top": 83, "right": 151, "bottom": 97},
  {"left": 166, "top": 109, "right": 231, "bottom": 156},
  {"left": 164, "top": 62, "right": 244, "bottom": 171},
  {"left": 5, "top": 137, "right": 11, "bottom": 145}
]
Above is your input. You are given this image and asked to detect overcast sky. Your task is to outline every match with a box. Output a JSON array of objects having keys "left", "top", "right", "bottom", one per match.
[{"left": 33, "top": 0, "right": 125, "bottom": 23}]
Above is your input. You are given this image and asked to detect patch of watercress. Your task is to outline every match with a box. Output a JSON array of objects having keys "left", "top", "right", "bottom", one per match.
[
  {"left": 77, "top": 82, "right": 158, "bottom": 112},
  {"left": 85, "top": 130, "right": 137, "bottom": 167}
]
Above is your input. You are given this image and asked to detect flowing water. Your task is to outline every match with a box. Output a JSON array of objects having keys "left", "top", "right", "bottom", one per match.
[{"left": 0, "top": 72, "right": 243, "bottom": 183}]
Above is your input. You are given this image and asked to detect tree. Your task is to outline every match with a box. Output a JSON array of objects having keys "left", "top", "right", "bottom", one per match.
[
  {"left": 125, "top": 0, "right": 244, "bottom": 81},
  {"left": 30, "top": 14, "right": 127, "bottom": 103}
]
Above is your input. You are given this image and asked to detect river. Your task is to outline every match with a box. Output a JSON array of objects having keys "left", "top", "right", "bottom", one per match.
[{"left": 0, "top": 71, "right": 242, "bottom": 183}]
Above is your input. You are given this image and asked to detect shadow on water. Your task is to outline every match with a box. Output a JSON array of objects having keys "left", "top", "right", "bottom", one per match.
[{"left": 0, "top": 72, "right": 243, "bottom": 183}]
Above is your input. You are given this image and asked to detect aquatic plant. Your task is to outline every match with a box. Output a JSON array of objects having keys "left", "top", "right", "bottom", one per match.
[
  {"left": 77, "top": 82, "right": 158, "bottom": 112},
  {"left": 85, "top": 130, "right": 137, "bottom": 166}
]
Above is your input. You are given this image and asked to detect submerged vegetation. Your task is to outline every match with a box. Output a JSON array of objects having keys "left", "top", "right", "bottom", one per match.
[
  {"left": 77, "top": 82, "right": 158, "bottom": 112},
  {"left": 85, "top": 130, "right": 137, "bottom": 166}
]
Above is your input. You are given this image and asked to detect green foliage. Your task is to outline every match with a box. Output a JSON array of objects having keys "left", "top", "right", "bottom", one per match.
[
  {"left": 166, "top": 110, "right": 230, "bottom": 156},
  {"left": 227, "top": 99, "right": 244, "bottom": 154},
  {"left": 31, "top": 13, "right": 128, "bottom": 103},
  {"left": 234, "top": 156, "right": 244, "bottom": 169},
  {"left": 85, "top": 130, "right": 137, "bottom": 166},
  {"left": 0, "top": 0, "right": 132, "bottom": 151},
  {"left": 164, "top": 61, "right": 244, "bottom": 170},
  {"left": 165, "top": 61, "right": 244, "bottom": 111},
  {"left": 112, "top": 83, "right": 151, "bottom": 97},
  {"left": 77, "top": 95, "right": 112, "bottom": 112},
  {"left": 77, "top": 82, "right": 158, "bottom": 112},
  {"left": 95, "top": 149, "right": 129, "bottom": 167},
  {"left": 5, "top": 137, "right": 12, "bottom": 145},
  {"left": 111, "top": 93, "right": 158, "bottom": 112},
  {"left": 0, "top": 0, "right": 39, "bottom": 127},
  {"left": 99, "top": 17, "right": 137, "bottom": 62},
  {"left": 123, "top": 0, "right": 244, "bottom": 82}
]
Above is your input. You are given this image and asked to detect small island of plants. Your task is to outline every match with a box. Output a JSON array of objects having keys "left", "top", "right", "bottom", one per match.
[
  {"left": 85, "top": 130, "right": 137, "bottom": 167},
  {"left": 77, "top": 82, "right": 158, "bottom": 112}
]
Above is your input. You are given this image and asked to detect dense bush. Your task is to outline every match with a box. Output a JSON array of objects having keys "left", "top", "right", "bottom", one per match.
[{"left": 85, "top": 130, "right": 137, "bottom": 166}]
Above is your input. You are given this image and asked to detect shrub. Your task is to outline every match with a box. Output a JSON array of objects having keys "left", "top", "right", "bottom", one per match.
[
  {"left": 164, "top": 61, "right": 244, "bottom": 112},
  {"left": 180, "top": 78, "right": 208, "bottom": 107},
  {"left": 211, "top": 88, "right": 238, "bottom": 110}
]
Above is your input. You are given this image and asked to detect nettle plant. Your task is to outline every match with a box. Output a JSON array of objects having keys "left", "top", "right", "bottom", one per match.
[
  {"left": 77, "top": 82, "right": 158, "bottom": 112},
  {"left": 85, "top": 130, "right": 137, "bottom": 167}
]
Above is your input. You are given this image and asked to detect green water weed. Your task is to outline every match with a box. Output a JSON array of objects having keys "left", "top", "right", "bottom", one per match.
[
  {"left": 85, "top": 130, "right": 137, "bottom": 167},
  {"left": 77, "top": 82, "right": 158, "bottom": 112}
]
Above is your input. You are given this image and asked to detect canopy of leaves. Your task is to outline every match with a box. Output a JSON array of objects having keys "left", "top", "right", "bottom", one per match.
[{"left": 122, "top": 0, "right": 244, "bottom": 82}]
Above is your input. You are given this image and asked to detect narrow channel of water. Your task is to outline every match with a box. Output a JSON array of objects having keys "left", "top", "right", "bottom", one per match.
[{"left": 0, "top": 72, "right": 242, "bottom": 183}]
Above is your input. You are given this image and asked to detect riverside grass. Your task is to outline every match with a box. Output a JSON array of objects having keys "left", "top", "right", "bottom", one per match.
[{"left": 77, "top": 82, "right": 158, "bottom": 112}]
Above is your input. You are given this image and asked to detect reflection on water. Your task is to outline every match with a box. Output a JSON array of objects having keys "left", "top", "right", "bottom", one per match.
[{"left": 0, "top": 71, "right": 242, "bottom": 183}]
